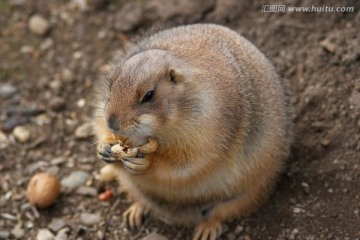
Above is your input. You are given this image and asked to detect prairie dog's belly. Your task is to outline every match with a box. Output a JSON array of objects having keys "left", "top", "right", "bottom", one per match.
[{"left": 125, "top": 155, "right": 245, "bottom": 204}]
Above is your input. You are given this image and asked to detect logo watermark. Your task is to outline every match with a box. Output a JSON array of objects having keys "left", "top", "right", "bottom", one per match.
[{"left": 261, "top": 4, "right": 355, "bottom": 13}]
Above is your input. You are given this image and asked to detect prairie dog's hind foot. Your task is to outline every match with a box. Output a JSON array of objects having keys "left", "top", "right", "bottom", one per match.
[
  {"left": 123, "top": 202, "right": 150, "bottom": 230},
  {"left": 193, "top": 220, "right": 222, "bottom": 240}
]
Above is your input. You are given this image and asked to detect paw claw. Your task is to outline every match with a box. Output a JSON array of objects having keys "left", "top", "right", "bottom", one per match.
[
  {"left": 123, "top": 203, "right": 149, "bottom": 230},
  {"left": 193, "top": 220, "right": 222, "bottom": 240}
]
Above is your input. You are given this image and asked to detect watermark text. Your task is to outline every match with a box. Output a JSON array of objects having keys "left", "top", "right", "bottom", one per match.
[{"left": 261, "top": 5, "right": 355, "bottom": 13}]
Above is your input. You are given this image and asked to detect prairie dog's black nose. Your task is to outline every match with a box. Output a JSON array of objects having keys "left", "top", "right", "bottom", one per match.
[{"left": 107, "top": 114, "right": 120, "bottom": 132}]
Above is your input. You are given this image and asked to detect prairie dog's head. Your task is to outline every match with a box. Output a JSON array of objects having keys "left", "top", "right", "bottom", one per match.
[{"left": 102, "top": 49, "right": 198, "bottom": 144}]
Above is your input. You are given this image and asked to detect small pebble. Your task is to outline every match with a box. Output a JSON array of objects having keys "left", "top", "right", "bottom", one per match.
[
  {"left": 0, "top": 83, "right": 18, "bottom": 98},
  {"left": 55, "top": 228, "right": 70, "bottom": 240},
  {"left": 226, "top": 233, "right": 236, "bottom": 240},
  {"left": 61, "top": 171, "right": 90, "bottom": 192},
  {"left": 301, "top": 182, "right": 310, "bottom": 194},
  {"left": 13, "top": 126, "right": 31, "bottom": 143},
  {"left": 39, "top": 38, "right": 53, "bottom": 51},
  {"left": 321, "top": 139, "right": 331, "bottom": 147},
  {"left": 80, "top": 213, "right": 102, "bottom": 226},
  {"left": 49, "top": 79, "right": 63, "bottom": 92},
  {"left": 11, "top": 224, "right": 25, "bottom": 239},
  {"left": 28, "top": 14, "right": 50, "bottom": 36},
  {"left": 77, "top": 98, "right": 86, "bottom": 108},
  {"left": 0, "top": 131, "right": 10, "bottom": 149},
  {"left": 75, "top": 186, "right": 97, "bottom": 196},
  {"left": 1, "top": 213, "right": 17, "bottom": 221},
  {"left": 141, "top": 232, "right": 168, "bottom": 240},
  {"left": 320, "top": 39, "right": 336, "bottom": 53},
  {"left": 36, "top": 228, "right": 54, "bottom": 240},
  {"left": 61, "top": 68, "right": 75, "bottom": 82},
  {"left": 73, "top": 51, "right": 82, "bottom": 60},
  {"left": 48, "top": 218, "right": 66, "bottom": 232},
  {"left": 349, "top": 89, "right": 360, "bottom": 109},
  {"left": 289, "top": 228, "right": 299, "bottom": 240},
  {"left": 20, "top": 45, "right": 34, "bottom": 54},
  {"left": 50, "top": 157, "right": 67, "bottom": 165},
  {"left": 0, "top": 230, "right": 10, "bottom": 239},
  {"left": 234, "top": 225, "right": 244, "bottom": 235},
  {"left": 71, "top": 0, "right": 89, "bottom": 11},
  {"left": 47, "top": 166, "right": 60, "bottom": 175},
  {"left": 74, "top": 122, "right": 92, "bottom": 139},
  {"left": 293, "top": 207, "right": 303, "bottom": 214}
]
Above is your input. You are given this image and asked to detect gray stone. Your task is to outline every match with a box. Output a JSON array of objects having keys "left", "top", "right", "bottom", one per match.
[
  {"left": 11, "top": 224, "right": 25, "bottom": 239},
  {"left": 0, "top": 230, "right": 10, "bottom": 239},
  {"left": 48, "top": 218, "right": 66, "bottom": 232},
  {"left": 79, "top": 213, "right": 102, "bottom": 226},
  {"left": 75, "top": 186, "right": 97, "bottom": 196},
  {"left": 234, "top": 225, "right": 244, "bottom": 235},
  {"left": 54, "top": 228, "right": 70, "bottom": 240},
  {"left": 61, "top": 171, "right": 90, "bottom": 192}
]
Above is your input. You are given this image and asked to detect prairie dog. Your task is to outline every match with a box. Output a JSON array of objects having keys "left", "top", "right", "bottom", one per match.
[{"left": 93, "top": 24, "right": 292, "bottom": 240}]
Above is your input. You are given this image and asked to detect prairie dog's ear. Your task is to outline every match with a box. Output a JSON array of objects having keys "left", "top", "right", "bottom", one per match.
[{"left": 169, "top": 69, "right": 184, "bottom": 84}]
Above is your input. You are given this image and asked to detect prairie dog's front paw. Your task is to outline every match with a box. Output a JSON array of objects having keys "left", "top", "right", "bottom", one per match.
[
  {"left": 97, "top": 141, "right": 137, "bottom": 164},
  {"left": 123, "top": 156, "right": 151, "bottom": 175},
  {"left": 138, "top": 137, "right": 159, "bottom": 154},
  {"left": 97, "top": 142, "right": 117, "bottom": 163}
]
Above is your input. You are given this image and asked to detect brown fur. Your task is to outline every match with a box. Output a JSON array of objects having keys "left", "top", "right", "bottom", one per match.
[{"left": 93, "top": 24, "right": 292, "bottom": 239}]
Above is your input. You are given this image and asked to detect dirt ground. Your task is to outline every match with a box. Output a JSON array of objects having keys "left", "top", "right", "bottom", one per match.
[{"left": 0, "top": 0, "right": 359, "bottom": 239}]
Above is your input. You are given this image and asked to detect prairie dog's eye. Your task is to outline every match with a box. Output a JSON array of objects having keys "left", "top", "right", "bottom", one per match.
[{"left": 141, "top": 90, "right": 154, "bottom": 103}]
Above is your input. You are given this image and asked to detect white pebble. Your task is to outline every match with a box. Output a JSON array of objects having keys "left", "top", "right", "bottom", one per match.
[
  {"left": 76, "top": 98, "right": 86, "bottom": 108},
  {"left": 36, "top": 228, "right": 54, "bottom": 240},
  {"left": 28, "top": 14, "right": 50, "bottom": 36},
  {"left": 13, "top": 126, "right": 31, "bottom": 143},
  {"left": 0, "top": 83, "right": 18, "bottom": 98}
]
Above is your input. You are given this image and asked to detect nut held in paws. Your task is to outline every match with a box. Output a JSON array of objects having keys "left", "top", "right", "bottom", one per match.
[{"left": 26, "top": 172, "right": 60, "bottom": 209}]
